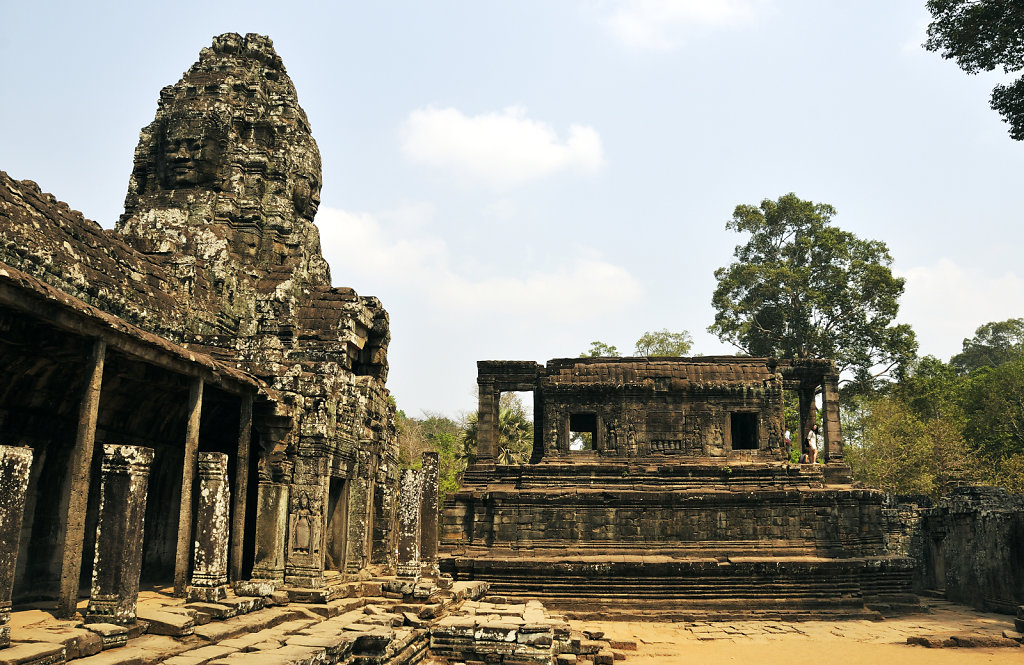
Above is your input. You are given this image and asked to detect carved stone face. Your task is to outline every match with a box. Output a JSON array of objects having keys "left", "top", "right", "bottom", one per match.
[
  {"left": 291, "top": 172, "right": 321, "bottom": 220},
  {"left": 159, "top": 118, "right": 224, "bottom": 188}
]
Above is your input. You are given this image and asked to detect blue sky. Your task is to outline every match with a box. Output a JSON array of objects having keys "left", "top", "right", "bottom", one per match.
[{"left": 2, "top": 1, "right": 1022, "bottom": 417}]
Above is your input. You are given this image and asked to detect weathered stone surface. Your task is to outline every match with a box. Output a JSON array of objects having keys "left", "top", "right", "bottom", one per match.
[
  {"left": 419, "top": 452, "right": 440, "bottom": 578},
  {"left": 396, "top": 470, "right": 423, "bottom": 579},
  {"left": 1, "top": 31, "right": 398, "bottom": 611},
  {"left": 85, "top": 445, "right": 154, "bottom": 626},
  {"left": 188, "top": 453, "right": 231, "bottom": 602},
  {"left": 0, "top": 642, "right": 65, "bottom": 665},
  {"left": 0, "top": 446, "right": 32, "bottom": 648}
]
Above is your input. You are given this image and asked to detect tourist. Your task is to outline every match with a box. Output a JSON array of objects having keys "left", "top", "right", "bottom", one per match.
[{"left": 802, "top": 424, "right": 819, "bottom": 464}]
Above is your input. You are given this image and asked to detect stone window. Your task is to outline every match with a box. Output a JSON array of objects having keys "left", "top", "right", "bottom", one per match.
[
  {"left": 569, "top": 413, "right": 598, "bottom": 451},
  {"left": 730, "top": 412, "right": 758, "bottom": 450}
]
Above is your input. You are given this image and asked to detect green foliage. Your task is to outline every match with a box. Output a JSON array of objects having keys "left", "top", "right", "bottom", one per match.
[
  {"left": 950, "top": 318, "right": 1024, "bottom": 374},
  {"left": 634, "top": 329, "right": 693, "bottom": 356},
  {"left": 395, "top": 409, "right": 467, "bottom": 502},
  {"left": 925, "top": 0, "right": 1024, "bottom": 139},
  {"left": 462, "top": 392, "right": 534, "bottom": 465},
  {"left": 962, "top": 355, "right": 1024, "bottom": 462},
  {"left": 581, "top": 341, "right": 620, "bottom": 357},
  {"left": 709, "top": 193, "right": 917, "bottom": 396},
  {"left": 846, "top": 338, "right": 1024, "bottom": 496}
]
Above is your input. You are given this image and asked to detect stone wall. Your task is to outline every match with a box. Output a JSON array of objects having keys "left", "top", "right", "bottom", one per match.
[{"left": 918, "top": 487, "right": 1024, "bottom": 613}]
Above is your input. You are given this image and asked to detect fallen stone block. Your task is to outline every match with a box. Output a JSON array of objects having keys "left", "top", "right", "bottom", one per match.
[
  {"left": 82, "top": 623, "right": 128, "bottom": 650},
  {"left": 555, "top": 654, "right": 577, "bottom": 665},
  {"left": 14, "top": 627, "right": 102, "bottom": 659},
  {"left": 136, "top": 608, "right": 195, "bottom": 637},
  {"left": 607, "top": 640, "right": 636, "bottom": 651},
  {"left": 949, "top": 634, "right": 1021, "bottom": 648},
  {"left": 907, "top": 635, "right": 953, "bottom": 648},
  {"left": 0, "top": 642, "right": 66, "bottom": 665},
  {"left": 1003, "top": 630, "right": 1023, "bottom": 642},
  {"left": 233, "top": 581, "right": 277, "bottom": 598},
  {"left": 185, "top": 603, "right": 236, "bottom": 620}
]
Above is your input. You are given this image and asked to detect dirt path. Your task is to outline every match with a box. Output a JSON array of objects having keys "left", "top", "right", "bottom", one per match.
[{"left": 571, "top": 600, "right": 1021, "bottom": 665}]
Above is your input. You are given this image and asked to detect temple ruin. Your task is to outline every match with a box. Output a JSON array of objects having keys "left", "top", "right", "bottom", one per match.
[
  {"left": 0, "top": 32, "right": 397, "bottom": 624},
  {"left": 1, "top": 28, "right": 1022, "bottom": 665},
  {"left": 440, "top": 357, "right": 919, "bottom": 619}
]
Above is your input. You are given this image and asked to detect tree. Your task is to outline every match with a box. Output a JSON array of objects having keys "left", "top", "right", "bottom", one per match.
[
  {"left": 950, "top": 317, "right": 1024, "bottom": 374},
  {"left": 924, "top": 0, "right": 1024, "bottom": 139},
  {"left": 634, "top": 329, "right": 693, "bottom": 356},
  {"left": 581, "top": 341, "right": 620, "bottom": 357},
  {"left": 709, "top": 193, "right": 917, "bottom": 395}
]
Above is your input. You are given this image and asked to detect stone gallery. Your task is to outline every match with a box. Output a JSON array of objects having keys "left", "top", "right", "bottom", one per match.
[{"left": 0, "top": 31, "right": 1022, "bottom": 665}]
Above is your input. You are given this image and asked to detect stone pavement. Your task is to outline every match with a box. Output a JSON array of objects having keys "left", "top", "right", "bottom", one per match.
[{"left": 571, "top": 598, "right": 1022, "bottom": 652}]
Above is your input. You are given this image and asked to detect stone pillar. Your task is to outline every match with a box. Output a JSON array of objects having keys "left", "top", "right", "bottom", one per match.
[
  {"left": 174, "top": 377, "right": 203, "bottom": 596},
  {"left": 229, "top": 393, "right": 252, "bottom": 582},
  {"left": 57, "top": 338, "right": 105, "bottom": 618},
  {"left": 476, "top": 385, "right": 498, "bottom": 463},
  {"left": 284, "top": 454, "right": 327, "bottom": 588},
  {"left": 85, "top": 445, "right": 153, "bottom": 626},
  {"left": 251, "top": 478, "right": 290, "bottom": 582},
  {"left": 419, "top": 451, "right": 440, "bottom": 578},
  {"left": 396, "top": 469, "right": 423, "bottom": 578},
  {"left": 345, "top": 475, "right": 372, "bottom": 574},
  {"left": 0, "top": 446, "right": 33, "bottom": 647},
  {"left": 797, "top": 381, "right": 817, "bottom": 451},
  {"left": 187, "top": 453, "right": 230, "bottom": 602},
  {"left": 821, "top": 374, "right": 843, "bottom": 462}
]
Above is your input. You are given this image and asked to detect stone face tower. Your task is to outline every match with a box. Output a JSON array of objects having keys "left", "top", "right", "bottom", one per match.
[
  {"left": 117, "top": 33, "right": 330, "bottom": 328},
  {"left": 0, "top": 31, "right": 400, "bottom": 607}
]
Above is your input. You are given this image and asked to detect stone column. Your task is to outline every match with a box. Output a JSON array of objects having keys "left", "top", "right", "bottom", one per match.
[
  {"left": 345, "top": 475, "right": 372, "bottom": 574},
  {"left": 419, "top": 452, "right": 440, "bottom": 578},
  {"left": 57, "top": 338, "right": 105, "bottom": 618},
  {"left": 284, "top": 454, "right": 327, "bottom": 588},
  {"left": 476, "top": 385, "right": 498, "bottom": 463},
  {"left": 174, "top": 377, "right": 203, "bottom": 596},
  {"left": 229, "top": 393, "right": 252, "bottom": 582},
  {"left": 0, "top": 446, "right": 33, "bottom": 647},
  {"left": 187, "top": 453, "right": 230, "bottom": 602},
  {"left": 251, "top": 477, "right": 290, "bottom": 582},
  {"left": 85, "top": 445, "right": 153, "bottom": 626},
  {"left": 797, "top": 381, "right": 817, "bottom": 452},
  {"left": 821, "top": 373, "right": 843, "bottom": 462},
  {"left": 396, "top": 469, "right": 423, "bottom": 578}
]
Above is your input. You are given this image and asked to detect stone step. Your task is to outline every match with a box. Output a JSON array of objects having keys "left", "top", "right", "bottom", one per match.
[{"left": 193, "top": 607, "right": 308, "bottom": 643}]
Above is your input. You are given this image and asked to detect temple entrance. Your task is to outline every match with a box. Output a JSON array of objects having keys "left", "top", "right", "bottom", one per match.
[
  {"left": 730, "top": 412, "right": 758, "bottom": 450},
  {"left": 325, "top": 477, "right": 349, "bottom": 571}
]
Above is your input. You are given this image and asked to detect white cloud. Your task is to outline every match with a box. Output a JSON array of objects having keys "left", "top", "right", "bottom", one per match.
[
  {"left": 315, "top": 205, "right": 641, "bottom": 322},
  {"left": 603, "top": 0, "right": 766, "bottom": 50},
  {"left": 400, "top": 106, "right": 605, "bottom": 189},
  {"left": 898, "top": 259, "right": 1024, "bottom": 360}
]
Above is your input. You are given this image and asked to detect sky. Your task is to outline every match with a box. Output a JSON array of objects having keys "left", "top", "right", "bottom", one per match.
[{"left": 2, "top": 1, "right": 1023, "bottom": 419}]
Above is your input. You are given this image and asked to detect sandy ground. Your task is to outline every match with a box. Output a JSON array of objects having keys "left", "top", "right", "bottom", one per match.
[{"left": 571, "top": 600, "right": 1022, "bottom": 665}]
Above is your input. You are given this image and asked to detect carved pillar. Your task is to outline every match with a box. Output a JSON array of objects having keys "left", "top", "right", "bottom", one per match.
[
  {"left": 419, "top": 451, "right": 440, "bottom": 577},
  {"left": 821, "top": 373, "right": 843, "bottom": 462},
  {"left": 797, "top": 380, "right": 817, "bottom": 452},
  {"left": 345, "top": 474, "right": 371, "bottom": 574},
  {"left": 174, "top": 377, "right": 203, "bottom": 596},
  {"left": 229, "top": 393, "right": 252, "bottom": 582},
  {"left": 284, "top": 454, "right": 326, "bottom": 588},
  {"left": 85, "top": 445, "right": 153, "bottom": 625},
  {"left": 396, "top": 469, "right": 423, "bottom": 578},
  {"left": 0, "top": 446, "right": 32, "bottom": 647},
  {"left": 57, "top": 338, "right": 105, "bottom": 618},
  {"left": 187, "top": 453, "right": 230, "bottom": 601},
  {"left": 476, "top": 385, "right": 498, "bottom": 463},
  {"left": 251, "top": 461, "right": 290, "bottom": 582}
]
